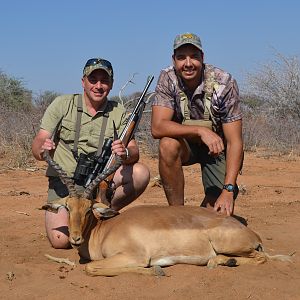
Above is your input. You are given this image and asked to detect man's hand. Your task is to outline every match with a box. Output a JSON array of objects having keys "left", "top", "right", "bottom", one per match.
[
  {"left": 32, "top": 129, "right": 54, "bottom": 161},
  {"left": 111, "top": 139, "right": 127, "bottom": 160},
  {"left": 197, "top": 127, "right": 224, "bottom": 157},
  {"left": 39, "top": 138, "right": 56, "bottom": 160},
  {"left": 41, "top": 138, "right": 56, "bottom": 152},
  {"left": 213, "top": 191, "right": 235, "bottom": 216}
]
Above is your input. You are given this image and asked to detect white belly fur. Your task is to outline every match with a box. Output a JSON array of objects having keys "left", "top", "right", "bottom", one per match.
[{"left": 150, "top": 255, "right": 216, "bottom": 267}]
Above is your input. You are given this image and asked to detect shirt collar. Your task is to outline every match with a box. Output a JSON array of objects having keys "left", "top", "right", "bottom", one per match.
[{"left": 82, "top": 94, "right": 108, "bottom": 116}]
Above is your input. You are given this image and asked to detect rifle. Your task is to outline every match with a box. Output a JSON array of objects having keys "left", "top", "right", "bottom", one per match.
[
  {"left": 82, "top": 138, "right": 113, "bottom": 188},
  {"left": 85, "top": 75, "right": 154, "bottom": 204}
]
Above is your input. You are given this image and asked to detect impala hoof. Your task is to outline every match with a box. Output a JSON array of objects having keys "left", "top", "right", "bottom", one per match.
[{"left": 153, "top": 265, "right": 165, "bottom": 277}]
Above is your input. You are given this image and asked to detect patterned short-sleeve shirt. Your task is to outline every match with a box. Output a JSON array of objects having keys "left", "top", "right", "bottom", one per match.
[{"left": 152, "top": 64, "right": 242, "bottom": 131}]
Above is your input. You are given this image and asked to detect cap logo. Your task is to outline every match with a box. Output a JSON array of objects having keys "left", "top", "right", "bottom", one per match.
[{"left": 182, "top": 34, "right": 195, "bottom": 40}]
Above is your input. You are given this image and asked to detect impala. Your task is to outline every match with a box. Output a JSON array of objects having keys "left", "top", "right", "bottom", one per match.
[{"left": 42, "top": 151, "right": 291, "bottom": 276}]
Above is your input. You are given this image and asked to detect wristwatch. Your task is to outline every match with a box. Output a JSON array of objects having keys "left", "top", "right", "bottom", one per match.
[{"left": 223, "top": 184, "right": 236, "bottom": 192}]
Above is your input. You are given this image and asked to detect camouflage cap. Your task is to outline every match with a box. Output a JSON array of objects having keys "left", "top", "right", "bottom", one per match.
[
  {"left": 173, "top": 33, "right": 203, "bottom": 52},
  {"left": 83, "top": 58, "right": 114, "bottom": 78}
]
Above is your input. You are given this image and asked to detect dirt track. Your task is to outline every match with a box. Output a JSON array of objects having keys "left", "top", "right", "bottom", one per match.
[{"left": 1, "top": 152, "right": 300, "bottom": 300}]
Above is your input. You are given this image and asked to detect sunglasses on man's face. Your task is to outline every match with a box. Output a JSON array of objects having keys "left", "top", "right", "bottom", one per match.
[{"left": 84, "top": 58, "right": 112, "bottom": 69}]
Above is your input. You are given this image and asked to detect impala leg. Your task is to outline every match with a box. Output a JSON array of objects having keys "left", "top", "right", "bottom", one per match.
[
  {"left": 85, "top": 254, "right": 165, "bottom": 277},
  {"left": 207, "top": 252, "right": 267, "bottom": 269}
]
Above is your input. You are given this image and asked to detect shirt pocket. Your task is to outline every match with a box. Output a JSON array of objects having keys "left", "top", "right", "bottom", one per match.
[{"left": 59, "top": 119, "right": 76, "bottom": 141}]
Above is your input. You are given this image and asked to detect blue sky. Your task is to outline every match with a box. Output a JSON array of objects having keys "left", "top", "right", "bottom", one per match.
[{"left": 1, "top": 0, "right": 299, "bottom": 97}]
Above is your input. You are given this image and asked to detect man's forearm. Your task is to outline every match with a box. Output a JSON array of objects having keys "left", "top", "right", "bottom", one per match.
[
  {"left": 224, "top": 142, "right": 243, "bottom": 185},
  {"left": 152, "top": 119, "right": 210, "bottom": 140}
]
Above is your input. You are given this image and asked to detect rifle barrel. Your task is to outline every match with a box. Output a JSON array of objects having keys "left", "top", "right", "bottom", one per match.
[
  {"left": 119, "top": 75, "right": 154, "bottom": 141},
  {"left": 130, "top": 75, "right": 154, "bottom": 117},
  {"left": 104, "top": 75, "right": 154, "bottom": 171}
]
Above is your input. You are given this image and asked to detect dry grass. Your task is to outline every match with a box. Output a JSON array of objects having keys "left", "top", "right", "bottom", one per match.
[{"left": 0, "top": 100, "right": 299, "bottom": 170}]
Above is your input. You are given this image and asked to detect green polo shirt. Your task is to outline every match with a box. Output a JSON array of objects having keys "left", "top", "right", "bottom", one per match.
[{"left": 40, "top": 94, "right": 127, "bottom": 177}]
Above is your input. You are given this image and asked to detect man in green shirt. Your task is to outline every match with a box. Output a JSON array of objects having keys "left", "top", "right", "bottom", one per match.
[{"left": 32, "top": 58, "right": 150, "bottom": 249}]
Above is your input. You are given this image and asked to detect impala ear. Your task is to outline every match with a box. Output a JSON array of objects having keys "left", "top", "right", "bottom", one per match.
[
  {"left": 41, "top": 198, "right": 67, "bottom": 213},
  {"left": 92, "top": 202, "right": 119, "bottom": 220}
]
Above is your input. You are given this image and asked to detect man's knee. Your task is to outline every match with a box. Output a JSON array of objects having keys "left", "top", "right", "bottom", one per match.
[
  {"left": 159, "top": 137, "right": 182, "bottom": 161},
  {"left": 48, "top": 233, "right": 71, "bottom": 249},
  {"left": 47, "top": 229, "right": 70, "bottom": 249},
  {"left": 133, "top": 162, "right": 150, "bottom": 188},
  {"left": 45, "top": 209, "right": 70, "bottom": 249}
]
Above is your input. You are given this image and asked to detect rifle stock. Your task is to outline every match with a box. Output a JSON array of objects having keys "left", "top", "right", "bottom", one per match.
[{"left": 96, "top": 75, "right": 154, "bottom": 205}]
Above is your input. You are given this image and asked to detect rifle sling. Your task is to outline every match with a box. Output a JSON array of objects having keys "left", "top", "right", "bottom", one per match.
[
  {"left": 96, "top": 111, "right": 109, "bottom": 156},
  {"left": 72, "top": 94, "right": 83, "bottom": 158}
]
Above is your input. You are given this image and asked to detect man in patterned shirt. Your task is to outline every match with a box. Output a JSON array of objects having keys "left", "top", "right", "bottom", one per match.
[{"left": 151, "top": 33, "right": 243, "bottom": 216}]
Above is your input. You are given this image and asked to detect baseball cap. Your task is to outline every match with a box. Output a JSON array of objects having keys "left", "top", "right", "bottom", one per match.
[
  {"left": 173, "top": 33, "right": 203, "bottom": 52},
  {"left": 83, "top": 58, "right": 114, "bottom": 78}
]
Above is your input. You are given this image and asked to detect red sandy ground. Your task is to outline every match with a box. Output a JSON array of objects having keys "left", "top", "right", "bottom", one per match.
[{"left": 0, "top": 152, "right": 300, "bottom": 300}]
